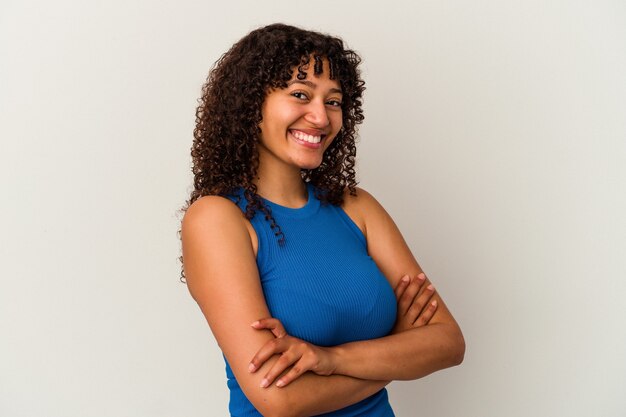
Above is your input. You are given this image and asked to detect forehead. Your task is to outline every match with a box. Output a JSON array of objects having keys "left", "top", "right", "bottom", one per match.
[
  {"left": 288, "top": 57, "right": 341, "bottom": 91},
  {"left": 287, "top": 78, "right": 342, "bottom": 95}
]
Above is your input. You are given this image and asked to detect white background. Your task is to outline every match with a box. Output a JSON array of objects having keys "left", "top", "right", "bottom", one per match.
[{"left": 1, "top": 1, "right": 625, "bottom": 416}]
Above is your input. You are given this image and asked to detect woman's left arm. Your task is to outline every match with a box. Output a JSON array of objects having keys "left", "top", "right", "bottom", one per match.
[
  {"left": 329, "top": 187, "right": 465, "bottom": 380},
  {"left": 250, "top": 187, "right": 465, "bottom": 384}
]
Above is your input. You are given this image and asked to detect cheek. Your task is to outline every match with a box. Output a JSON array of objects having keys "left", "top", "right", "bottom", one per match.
[
  {"left": 332, "top": 112, "right": 343, "bottom": 130},
  {"left": 324, "top": 133, "right": 340, "bottom": 151},
  {"left": 268, "top": 112, "right": 295, "bottom": 133},
  {"left": 259, "top": 116, "right": 285, "bottom": 139}
]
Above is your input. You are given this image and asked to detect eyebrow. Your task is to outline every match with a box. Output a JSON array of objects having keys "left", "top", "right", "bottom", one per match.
[{"left": 287, "top": 80, "right": 343, "bottom": 95}]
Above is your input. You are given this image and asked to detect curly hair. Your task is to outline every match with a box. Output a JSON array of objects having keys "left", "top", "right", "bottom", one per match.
[{"left": 179, "top": 23, "right": 366, "bottom": 281}]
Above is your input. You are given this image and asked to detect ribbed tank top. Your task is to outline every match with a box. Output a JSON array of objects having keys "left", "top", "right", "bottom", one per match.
[{"left": 225, "top": 182, "right": 397, "bottom": 417}]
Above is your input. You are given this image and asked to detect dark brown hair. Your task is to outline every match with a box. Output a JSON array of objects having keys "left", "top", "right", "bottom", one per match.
[{"left": 179, "top": 23, "right": 366, "bottom": 280}]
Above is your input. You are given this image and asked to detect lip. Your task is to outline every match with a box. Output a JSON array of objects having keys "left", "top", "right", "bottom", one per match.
[
  {"left": 289, "top": 128, "right": 328, "bottom": 136},
  {"left": 288, "top": 129, "right": 324, "bottom": 149}
]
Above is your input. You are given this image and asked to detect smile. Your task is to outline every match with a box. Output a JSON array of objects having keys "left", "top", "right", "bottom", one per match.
[{"left": 290, "top": 129, "right": 323, "bottom": 144}]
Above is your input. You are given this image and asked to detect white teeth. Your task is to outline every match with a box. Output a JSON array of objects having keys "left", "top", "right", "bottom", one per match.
[{"left": 291, "top": 130, "right": 322, "bottom": 144}]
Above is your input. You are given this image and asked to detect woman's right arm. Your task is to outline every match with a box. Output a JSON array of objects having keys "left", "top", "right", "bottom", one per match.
[{"left": 181, "top": 196, "right": 388, "bottom": 417}]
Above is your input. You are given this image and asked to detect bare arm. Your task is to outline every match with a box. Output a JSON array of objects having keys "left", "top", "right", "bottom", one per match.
[
  {"left": 331, "top": 187, "right": 465, "bottom": 380},
  {"left": 249, "top": 187, "right": 465, "bottom": 384},
  {"left": 181, "top": 196, "right": 389, "bottom": 417}
]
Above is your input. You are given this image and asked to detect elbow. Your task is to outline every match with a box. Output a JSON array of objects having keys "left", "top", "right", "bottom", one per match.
[
  {"left": 255, "top": 401, "right": 288, "bottom": 417},
  {"left": 450, "top": 326, "right": 466, "bottom": 367},
  {"left": 253, "top": 391, "right": 303, "bottom": 417},
  {"left": 265, "top": 407, "right": 298, "bottom": 417},
  {"left": 260, "top": 409, "right": 289, "bottom": 417},
  {"left": 270, "top": 411, "right": 301, "bottom": 417},
  {"left": 261, "top": 406, "right": 302, "bottom": 417},
  {"left": 255, "top": 405, "right": 284, "bottom": 417}
]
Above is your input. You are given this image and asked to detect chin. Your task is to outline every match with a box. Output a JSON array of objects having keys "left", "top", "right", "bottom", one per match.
[
  {"left": 300, "top": 164, "right": 322, "bottom": 171},
  {"left": 298, "top": 159, "right": 324, "bottom": 170}
]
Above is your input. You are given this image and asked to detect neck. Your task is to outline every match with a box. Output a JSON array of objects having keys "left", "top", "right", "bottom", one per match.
[{"left": 254, "top": 162, "right": 308, "bottom": 209}]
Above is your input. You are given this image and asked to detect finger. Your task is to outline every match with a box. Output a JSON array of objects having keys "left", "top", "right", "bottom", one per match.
[
  {"left": 249, "top": 337, "right": 288, "bottom": 373},
  {"left": 394, "top": 275, "right": 410, "bottom": 300},
  {"left": 414, "top": 299, "right": 438, "bottom": 327},
  {"left": 275, "top": 355, "right": 314, "bottom": 388},
  {"left": 260, "top": 340, "right": 313, "bottom": 388},
  {"left": 251, "top": 317, "right": 287, "bottom": 338},
  {"left": 397, "top": 281, "right": 419, "bottom": 316},
  {"left": 407, "top": 283, "right": 436, "bottom": 324},
  {"left": 397, "top": 274, "right": 425, "bottom": 315},
  {"left": 260, "top": 348, "right": 301, "bottom": 388}
]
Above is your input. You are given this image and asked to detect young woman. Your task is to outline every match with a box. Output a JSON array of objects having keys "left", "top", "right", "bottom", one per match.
[{"left": 181, "top": 23, "right": 465, "bottom": 417}]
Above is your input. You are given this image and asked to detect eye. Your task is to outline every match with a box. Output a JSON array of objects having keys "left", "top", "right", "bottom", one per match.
[
  {"left": 326, "top": 99, "right": 343, "bottom": 107},
  {"left": 291, "top": 91, "right": 309, "bottom": 100}
]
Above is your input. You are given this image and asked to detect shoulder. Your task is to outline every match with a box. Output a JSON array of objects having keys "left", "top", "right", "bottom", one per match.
[
  {"left": 342, "top": 186, "right": 381, "bottom": 209},
  {"left": 182, "top": 195, "right": 244, "bottom": 232},
  {"left": 341, "top": 186, "right": 388, "bottom": 239},
  {"left": 182, "top": 195, "right": 257, "bottom": 257}
]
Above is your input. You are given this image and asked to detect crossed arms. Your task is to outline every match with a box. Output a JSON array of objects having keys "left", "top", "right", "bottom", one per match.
[{"left": 181, "top": 187, "right": 465, "bottom": 417}]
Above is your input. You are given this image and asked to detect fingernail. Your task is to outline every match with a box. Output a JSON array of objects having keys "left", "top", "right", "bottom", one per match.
[
  {"left": 251, "top": 321, "right": 260, "bottom": 327},
  {"left": 248, "top": 363, "right": 256, "bottom": 372},
  {"left": 402, "top": 275, "right": 410, "bottom": 283},
  {"left": 260, "top": 378, "right": 269, "bottom": 388},
  {"left": 427, "top": 284, "right": 434, "bottom": 291},
  {"left": 431, "top": 300, "right": 438, "bottom": 307},
  {"left": 418, "top": 273, "right": 426, "bottom": 281},
  {"left": 276, "top": 379, "right": 285, "bottom": 387}
]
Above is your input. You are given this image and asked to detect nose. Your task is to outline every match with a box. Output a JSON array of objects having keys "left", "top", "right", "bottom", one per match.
[{"left": 304, "top": 100, "right": 330, "bottom": 127}]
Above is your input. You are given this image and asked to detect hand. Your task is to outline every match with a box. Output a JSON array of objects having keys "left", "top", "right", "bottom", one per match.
[
  {"left": 392, "top": 273, "right": 438, "bottom": 333},
  {"left": 248, "top": 318, "right": 337, "bottom": 388}
]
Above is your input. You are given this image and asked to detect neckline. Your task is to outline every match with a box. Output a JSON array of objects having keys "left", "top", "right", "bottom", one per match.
[{"left": 258, "top": 182, "right": 320, "bottom": 218}]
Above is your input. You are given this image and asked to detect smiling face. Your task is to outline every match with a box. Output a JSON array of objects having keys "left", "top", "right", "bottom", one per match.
[{"left": 258, "top": 57, "right": 343, "bottom": 172}]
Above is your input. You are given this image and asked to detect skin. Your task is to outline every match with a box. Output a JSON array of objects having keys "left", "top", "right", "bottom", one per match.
[
  {"left": 249, "top": 189, "right": 464, "bottom": 386},
  {"left": 182, "top": 58, "right": 465, "bottom": 417},
  {"left": 255, "top": 59, "right": 344, "bottom": 207},
  {"left": 249, "top": 272, "right": 440, "bottom": 387}
]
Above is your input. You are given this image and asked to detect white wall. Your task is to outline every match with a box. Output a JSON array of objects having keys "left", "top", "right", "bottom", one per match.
[{"left": 1, "top": 1, "right": 625, "bottom": 416}]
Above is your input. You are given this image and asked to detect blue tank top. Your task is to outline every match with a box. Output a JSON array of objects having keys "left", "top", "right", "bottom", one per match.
[{"left": 225, "top": 183, "right": 397, "bottom": 416}]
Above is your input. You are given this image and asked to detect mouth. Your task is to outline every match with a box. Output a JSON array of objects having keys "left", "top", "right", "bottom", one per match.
[{"left": 288, "top": 129, "right": 327, "bottom": 148}]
